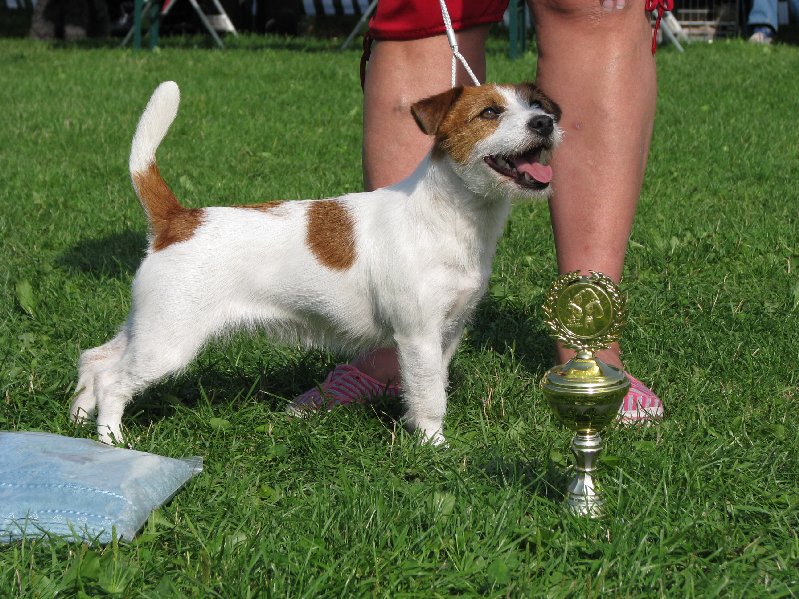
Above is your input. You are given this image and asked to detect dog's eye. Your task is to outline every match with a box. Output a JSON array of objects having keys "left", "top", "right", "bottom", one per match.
[{"left": 479, "top": 106, "right": 503, "bottom": 120}]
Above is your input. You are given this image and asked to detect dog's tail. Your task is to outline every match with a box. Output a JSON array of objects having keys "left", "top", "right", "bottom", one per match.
[{"left": 129, "top": 81, "right": 185, "bottom": 244}]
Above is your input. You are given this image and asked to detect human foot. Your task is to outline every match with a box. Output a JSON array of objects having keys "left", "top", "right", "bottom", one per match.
[
  {"left": 286, "top": 363, "right": 401, "bottom": 415},
  {"left": 748, "top": 26, "right": 775, "bottom": 44},
  {"left": 556, "top": 343, "right": 663, "bottom": 423},
  {"left": 618, "top": 373, "right": 663, "bottom": 423}
]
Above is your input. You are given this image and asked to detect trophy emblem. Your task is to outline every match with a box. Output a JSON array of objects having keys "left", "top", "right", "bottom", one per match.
[{"left": 540, "top": 271, "right": 629, "bottom": 518}]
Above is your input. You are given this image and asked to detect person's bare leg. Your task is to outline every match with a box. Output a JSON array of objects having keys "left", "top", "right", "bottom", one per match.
[
  {"left": 529, "top": 0, "right": 657, "bottom": 368},
  {"left": 353, "top": 27, "right": 491, "bottom": 383}
]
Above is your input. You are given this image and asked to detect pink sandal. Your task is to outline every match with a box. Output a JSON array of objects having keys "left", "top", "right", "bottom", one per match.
[
  {"left": 286, "top": 364, "right": 402, "bottom": 415},
  {"left": 618, "top": 373, "right": 664, "bottom": 423},
  {"left": 288, "top": 364, "right": 662, "bottom": 424}
]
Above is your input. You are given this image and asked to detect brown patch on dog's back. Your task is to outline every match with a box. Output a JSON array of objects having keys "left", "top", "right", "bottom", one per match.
[
  {"left": 132, "top": 163, "right": 205, "bottom": 251},
  {"left": 305, "top": 200, "right": 356, "bottom": 270},
  {"left": 236, "top": 201, "right": 285, "bottom": 212},
  {"left": 151, "top": 207, "right": 204, "bottom": 251}
]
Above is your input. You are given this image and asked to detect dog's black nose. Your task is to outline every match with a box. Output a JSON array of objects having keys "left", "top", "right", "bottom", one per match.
[{"left": 528, "top": 115, "right": 554, "bottom": 136}]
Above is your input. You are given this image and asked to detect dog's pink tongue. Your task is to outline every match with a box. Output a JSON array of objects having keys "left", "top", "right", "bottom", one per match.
[
  {"left": 515, "top": 159, "right": 553, "bottom": 184},
  {"left": 513, "top": 158, "right": 552, "bottom": 183}
]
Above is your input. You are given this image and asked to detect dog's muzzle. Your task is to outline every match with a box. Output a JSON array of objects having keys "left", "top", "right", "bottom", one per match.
[
  {"left": 484, "top": 145, "right": 553, "bottom": 190},
  {"left": 484, "top": 114, "right": 556, "bottom": 190}
]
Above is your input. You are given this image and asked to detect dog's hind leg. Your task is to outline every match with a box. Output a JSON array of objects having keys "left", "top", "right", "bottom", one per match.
[
  {"left": 396, "top": 334, "right": 448, "bottom": 445},
  {"left": 71, "top": 329, "right": 130, "bottom": 424},
  {"left": 92, "top": 322, "right": 209, "bottom": 444}
]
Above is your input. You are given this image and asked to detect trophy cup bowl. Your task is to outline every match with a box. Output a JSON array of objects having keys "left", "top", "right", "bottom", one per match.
[
  {"left": 543, "top": 355, "right": 629, "bottom": 433},
  {"left": 539, "top": 272, "right": 630, "bottom": 518}
]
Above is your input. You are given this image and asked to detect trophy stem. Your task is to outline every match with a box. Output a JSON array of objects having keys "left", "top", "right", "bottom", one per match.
[{"left": 565, "top": 431, "right": 606, "bottom": 518}]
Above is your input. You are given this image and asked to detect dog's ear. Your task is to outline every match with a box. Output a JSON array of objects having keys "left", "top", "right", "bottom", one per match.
[{"left": 411, "top": 87, "right": 464, "bottom": 136}]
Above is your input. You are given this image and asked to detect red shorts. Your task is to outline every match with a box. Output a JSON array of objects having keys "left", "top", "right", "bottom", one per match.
[{"left": 369, "top": 0, "right": 510, "bottom": 40}]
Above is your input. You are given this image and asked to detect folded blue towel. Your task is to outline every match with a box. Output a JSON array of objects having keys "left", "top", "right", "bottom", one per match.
[{"left": 0, "top": 432, "right": 202, "bottom": 543}]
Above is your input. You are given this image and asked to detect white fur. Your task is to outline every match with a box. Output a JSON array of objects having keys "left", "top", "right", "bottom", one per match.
[
  {"left": 129, "top": 81, "right": 180, "bottom": 175},
  {"left": 71, "top": 82, "right": 562, "bottom": 445}
]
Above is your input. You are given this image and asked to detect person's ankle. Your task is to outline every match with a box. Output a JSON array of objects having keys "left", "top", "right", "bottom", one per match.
[
  {"left": 751, "top": 24, "right": 776, "bottom": 34},
  {"left": 555, "top": 343, "right": 623, "bottom": 370}
]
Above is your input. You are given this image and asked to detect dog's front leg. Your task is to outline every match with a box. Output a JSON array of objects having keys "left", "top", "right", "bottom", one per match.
[{"left": 395, "top": 334, "right": 447, "bottom": 445}]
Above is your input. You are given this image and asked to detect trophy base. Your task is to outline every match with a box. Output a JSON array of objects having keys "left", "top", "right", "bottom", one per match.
[
  {"left": 563, "top": 431, "right": 607, "bottom": 519},
  {"left": 565, "top": 493, "right": 606, "bottom": 519}
]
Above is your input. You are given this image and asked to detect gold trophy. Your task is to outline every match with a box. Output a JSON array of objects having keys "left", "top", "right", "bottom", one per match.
[{"left": 540, "top": 271, "right": 629, "bottom": 518}]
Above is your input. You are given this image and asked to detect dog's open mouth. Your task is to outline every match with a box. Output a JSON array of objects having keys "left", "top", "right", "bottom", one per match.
[{"left": 484, "top": 147, "right": 552, "bottom": 190}]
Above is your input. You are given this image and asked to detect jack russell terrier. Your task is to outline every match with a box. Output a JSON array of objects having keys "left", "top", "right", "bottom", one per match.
[{"left": 71, "top": 80, "right": 562, "bottom": 445}]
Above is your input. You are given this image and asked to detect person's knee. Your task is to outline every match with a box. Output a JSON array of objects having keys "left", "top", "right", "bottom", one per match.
[{"left": 530, "top": 0, "right": 645, "bottom": 31}]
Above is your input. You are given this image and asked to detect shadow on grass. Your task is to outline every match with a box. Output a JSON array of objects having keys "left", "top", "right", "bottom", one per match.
[
  {"left": 478, "top": 453, "right": 567, "bottom": 502},
  {"left": 200, "top": 348, "right": 336, "bottom": 406},
  {"left": 58, "top": 230, "right": 146, "bottom": 278},
  {"left": 366, "top": 395, "right": 566, "bottom": 503},
  {"left": 460, "top": 296, "right": 554, "bottom": 377},
  {"left": 126, "top": 347, "right": 337, "bottom": 427}
]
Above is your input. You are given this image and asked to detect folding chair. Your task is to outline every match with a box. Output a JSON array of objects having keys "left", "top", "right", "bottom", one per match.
[
  {"left": 122, "top": 0, "right": 237, "bottom": 49},
  {"left": 340, "top": 0, "right": 377, "bottom": 50}
]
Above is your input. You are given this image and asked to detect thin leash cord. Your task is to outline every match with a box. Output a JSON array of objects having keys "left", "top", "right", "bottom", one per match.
[{"left": 439, "top": 0, "right": 481, "bottom": 87}]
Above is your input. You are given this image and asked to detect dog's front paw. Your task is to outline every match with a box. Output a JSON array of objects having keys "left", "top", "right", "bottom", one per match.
[
  {"left": 97, "top": 421, "right": 125, "bottom": 446},
  {"left": 424, "top": 430, "right": 447, "bottom": 447},
  {"left": 404, "top": 416, "right": 446, "bottom": 446}
]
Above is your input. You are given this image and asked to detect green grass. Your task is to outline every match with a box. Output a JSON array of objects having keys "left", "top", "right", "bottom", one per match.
[{"left": 1, "top": 33, "right": 798, "bottom": 597}]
